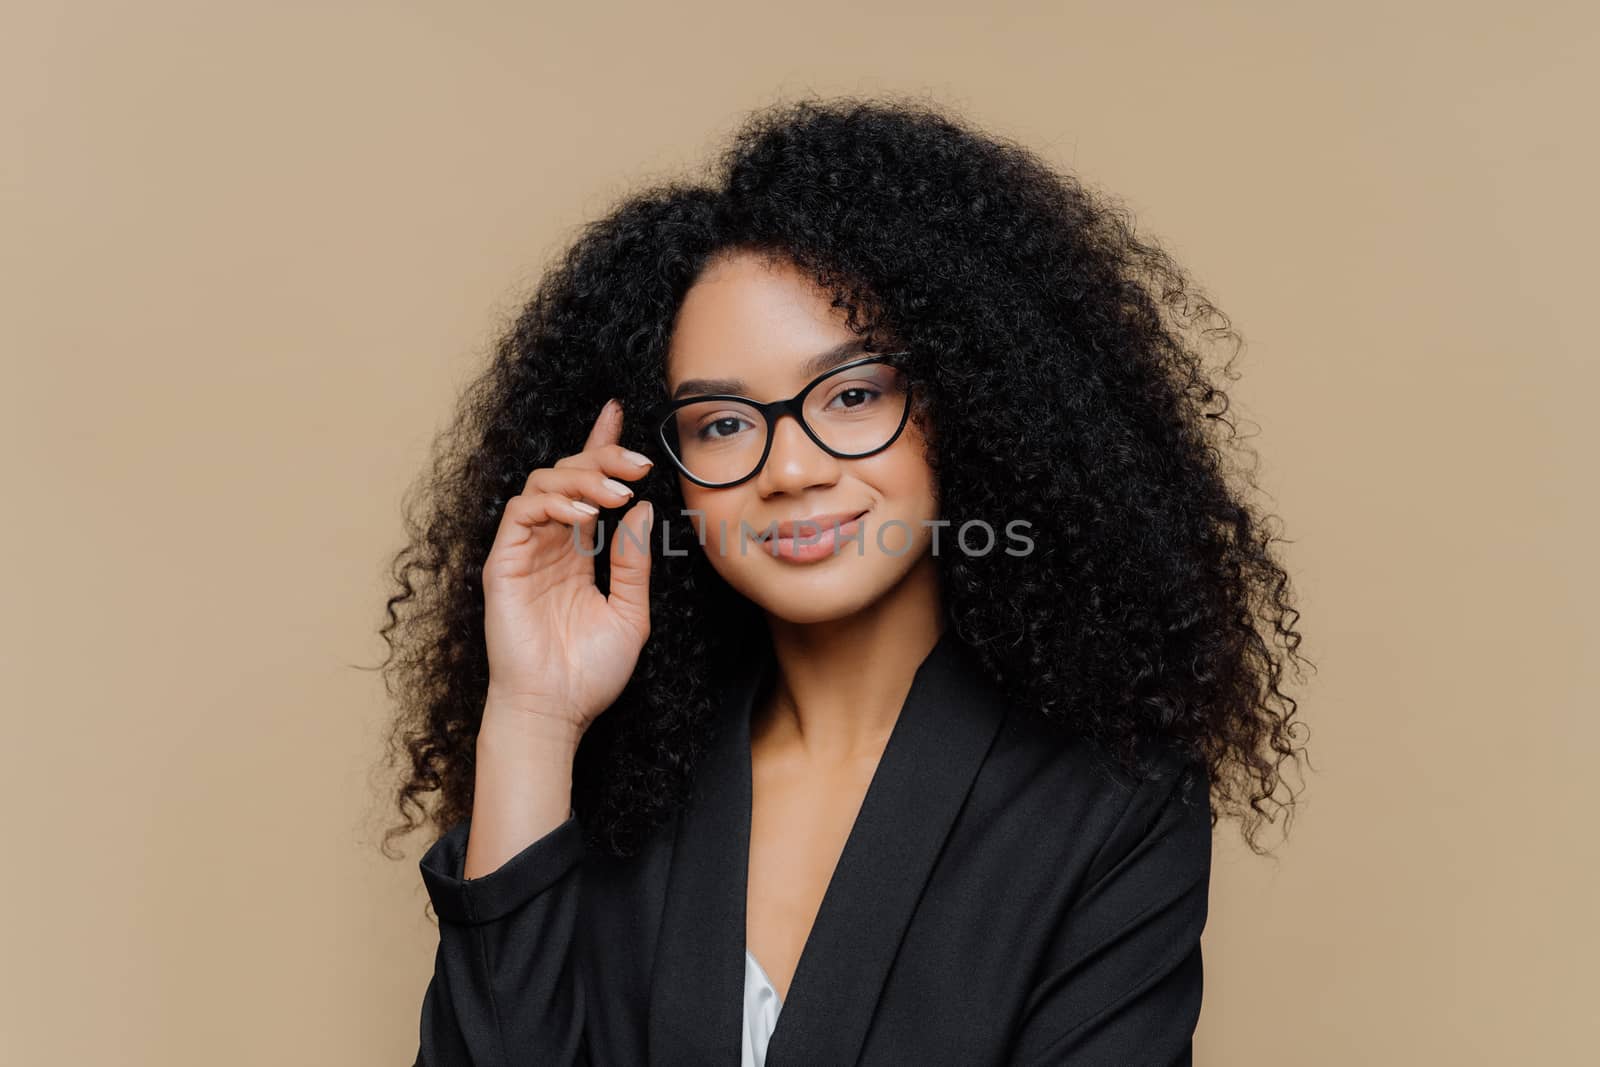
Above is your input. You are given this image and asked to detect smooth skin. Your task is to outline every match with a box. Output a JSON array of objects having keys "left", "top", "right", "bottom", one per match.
[{"left": 466, "top": 250, "right": 945, "bottom": 1006}]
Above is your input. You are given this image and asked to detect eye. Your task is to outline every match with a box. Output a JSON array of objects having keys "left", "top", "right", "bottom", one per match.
[
  {"left": 695, "top": 413, "right": 757, "bottom": 442},
  {"left": 824, "top": 385, "right": 883, "bottom": 412}
]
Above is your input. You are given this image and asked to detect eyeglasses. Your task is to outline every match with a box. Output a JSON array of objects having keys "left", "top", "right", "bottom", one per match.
[{"left": 646, "top": 352, "right": 915, "bottom": 488}]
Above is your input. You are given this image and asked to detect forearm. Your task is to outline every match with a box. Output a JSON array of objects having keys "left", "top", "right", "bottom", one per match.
[{"left": 464, "top": 702, "right": 583, "bottom": 879}]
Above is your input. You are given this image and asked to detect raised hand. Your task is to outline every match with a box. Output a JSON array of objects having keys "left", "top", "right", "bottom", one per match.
[{"left": 480, "top": 396, "right": 656, "bottom": 739}]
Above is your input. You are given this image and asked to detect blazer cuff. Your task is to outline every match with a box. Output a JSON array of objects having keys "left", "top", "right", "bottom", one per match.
[{"left": 419, "top": 809, "right": 584, "bottom": 925}]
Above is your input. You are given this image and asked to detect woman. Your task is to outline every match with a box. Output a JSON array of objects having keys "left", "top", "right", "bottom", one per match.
[{"left": 380, "top": 96, "right": 1310, "bottom": 1066}]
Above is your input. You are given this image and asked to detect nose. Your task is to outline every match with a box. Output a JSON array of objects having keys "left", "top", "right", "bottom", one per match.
[{"left": 754, "top": 411, "right": 839, "bottom": 494}]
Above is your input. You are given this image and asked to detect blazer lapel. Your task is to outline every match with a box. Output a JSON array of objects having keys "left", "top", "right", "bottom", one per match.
[
  {"left": 645, "top": 649, "right": 765, "bottom": 1066},
  {"left": 646, "top": 627, "right": 1009, "bottom": 1066}
]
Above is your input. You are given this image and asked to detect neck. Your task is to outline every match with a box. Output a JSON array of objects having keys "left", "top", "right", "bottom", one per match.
[{"left": 754, "top": 551, "right": 944, "bottom": 765}]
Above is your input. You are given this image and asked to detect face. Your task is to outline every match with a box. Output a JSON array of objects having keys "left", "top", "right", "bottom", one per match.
[{"left": 661, "top": 251, "right": 940, "bottom": 626}]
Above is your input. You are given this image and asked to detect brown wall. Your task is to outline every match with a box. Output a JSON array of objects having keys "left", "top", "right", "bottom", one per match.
[{"left": 6, "top": 2, "right": 1594, "bottom": 1063}]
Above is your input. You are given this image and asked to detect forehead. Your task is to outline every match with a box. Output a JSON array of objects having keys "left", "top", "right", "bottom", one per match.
[{"left": 665, "top": 253, "right": 865, "bottom": 398}]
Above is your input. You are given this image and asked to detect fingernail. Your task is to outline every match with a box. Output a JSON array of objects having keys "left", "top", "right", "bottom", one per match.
[
  {"left": 603, "top": 398, "right": 619, "bottom": 416},
  {"left": 623, "top": 449, "right": 653, "bottom": 467}
]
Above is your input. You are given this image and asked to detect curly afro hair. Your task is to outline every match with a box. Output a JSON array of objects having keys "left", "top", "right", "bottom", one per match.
[{"left": 372, "top": 93, "right": 1313, "bottom": 864}]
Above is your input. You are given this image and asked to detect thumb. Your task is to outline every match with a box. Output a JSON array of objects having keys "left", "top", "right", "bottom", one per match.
[{"left": 606, "top": 498, "right": 654, "bottom": 634}]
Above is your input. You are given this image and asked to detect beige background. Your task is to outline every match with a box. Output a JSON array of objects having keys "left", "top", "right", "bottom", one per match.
[{"left": 6, "top": 2, "right": 1595, "bottom": 1063}]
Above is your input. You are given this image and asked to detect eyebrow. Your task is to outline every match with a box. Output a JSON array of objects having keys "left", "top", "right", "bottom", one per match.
[{"left": 670, "top": 338, "right": 879, "bottom": 401}]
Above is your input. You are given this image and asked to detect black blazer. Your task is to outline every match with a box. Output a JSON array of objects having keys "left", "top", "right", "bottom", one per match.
[{"left": 414, "top": 628, "right": 1213, "bottom": 1066}]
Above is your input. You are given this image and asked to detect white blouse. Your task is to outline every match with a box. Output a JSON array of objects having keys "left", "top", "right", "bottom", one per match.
[{"left": 740, "top": 948, "right": 783, "bottom": 1067}]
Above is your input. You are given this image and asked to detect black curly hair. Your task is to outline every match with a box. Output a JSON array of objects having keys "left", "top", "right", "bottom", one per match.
[{"left": 371, "top": 93, "right": 1313, "bottom": 865}]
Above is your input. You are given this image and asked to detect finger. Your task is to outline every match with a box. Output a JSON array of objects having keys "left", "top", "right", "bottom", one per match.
[
  {"left": 549, "top": 441, "right": 656, "bottom": 487},
  {"left": 487, "top": 489, "right": 601, "bottom": 559},
  {"left": 605, "top": 498, "right": 654, "bottom": 635},
  {"left": 582, "top": 397, "right": 622, "bottom": 454},
  {"left": 525, "top": 460, "right": 647, "bottom": 510}
]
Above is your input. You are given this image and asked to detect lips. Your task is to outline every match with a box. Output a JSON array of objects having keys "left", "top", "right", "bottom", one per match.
[{"left": 761, "top": 509, "right": 869, "bottom": 541}]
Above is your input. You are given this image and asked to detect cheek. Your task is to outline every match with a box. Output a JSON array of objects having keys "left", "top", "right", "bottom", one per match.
[
  {"left": 679, "top": 484, "right": 746, "bottom": 553},
  {"left": 873, "top": 447, "right": 939, "bottom": 515}
]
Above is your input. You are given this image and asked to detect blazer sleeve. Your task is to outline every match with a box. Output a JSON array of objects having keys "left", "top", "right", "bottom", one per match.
[
  {"left": 413, "top": 810, "right": 590, "bottom": 1067},
  {"left": 1007, "top": 761, "right": 1214, "bottom": 1067}
]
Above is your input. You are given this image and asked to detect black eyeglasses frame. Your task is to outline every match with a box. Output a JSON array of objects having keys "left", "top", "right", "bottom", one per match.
[{"left": 644, "top": 351, "right": 916, "bottom": 489}]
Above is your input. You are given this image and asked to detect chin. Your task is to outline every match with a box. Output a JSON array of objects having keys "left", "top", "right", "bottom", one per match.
[
  {"left": 759, "top": 587, "right": 887, "bottom": 626},
  {"left": 723, "top": 553, "right": 923, "bottom": 626}
]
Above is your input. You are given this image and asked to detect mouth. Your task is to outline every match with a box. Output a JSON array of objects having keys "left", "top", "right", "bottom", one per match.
[{"left": 759, "top": 508, "right": 871, "bottom": 543}]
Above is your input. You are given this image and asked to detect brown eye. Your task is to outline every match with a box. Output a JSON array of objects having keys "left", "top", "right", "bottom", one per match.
[
  {"left": 827, "top": 386, "right": 881, "bottom": 411},
  {"left": 698, "top": 415, "right": 754, "bottom": 441}
]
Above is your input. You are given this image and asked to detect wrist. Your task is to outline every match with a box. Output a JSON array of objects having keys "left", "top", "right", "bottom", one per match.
[{"left": 478, "top": 701, "right": 586, "bottom": 755}]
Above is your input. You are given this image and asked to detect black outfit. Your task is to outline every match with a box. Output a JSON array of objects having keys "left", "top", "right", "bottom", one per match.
[{"left": 415, "top": 628, "right": 1213, "bottom": 1066}]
